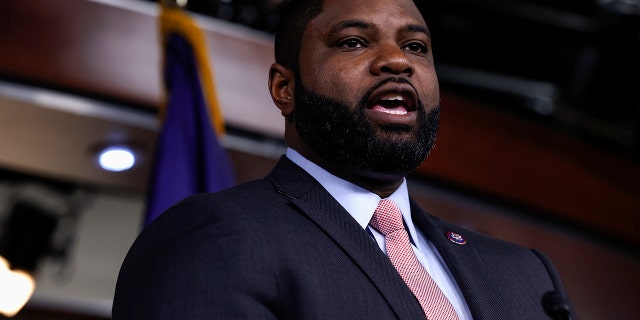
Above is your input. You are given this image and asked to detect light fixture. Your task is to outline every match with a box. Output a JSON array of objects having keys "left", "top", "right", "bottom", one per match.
[
  {"left": 97, "top": 146, "right": 136, "bottom": 172},
  {"left": 0, "top": 199, "right": 59, "bottom": 318},
  {"left": 0, "top": 256, "right": 35, "bottom": 318},
  {"left": 0, "top": 180, "right": 89, "bottom": 318}
]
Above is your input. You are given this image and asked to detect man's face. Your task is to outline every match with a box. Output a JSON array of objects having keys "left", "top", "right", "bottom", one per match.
[{"left": 294, "top": 0, "right": 440, "bottom": 174}]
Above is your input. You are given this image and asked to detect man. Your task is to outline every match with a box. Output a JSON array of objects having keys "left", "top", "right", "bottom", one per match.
[{"left": 113, "top": 0, "right": 575, "bottom": 319}]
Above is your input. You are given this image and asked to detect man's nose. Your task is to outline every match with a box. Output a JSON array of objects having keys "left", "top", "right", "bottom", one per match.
[{"left": 370, "top": 43, "right": 415, "bottom": 76}]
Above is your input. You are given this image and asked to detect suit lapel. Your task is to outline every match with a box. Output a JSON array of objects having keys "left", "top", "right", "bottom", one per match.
[
  {"left": 410, "top": 201, "right": 507, "bottom": 320},
  {"left": 266, "top": 157, "right": 425, "bottom": 319}
]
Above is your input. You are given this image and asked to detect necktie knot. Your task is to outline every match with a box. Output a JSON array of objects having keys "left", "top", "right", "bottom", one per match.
[{"left": 369, "top": 199, "right": 404, "bottom": 236}]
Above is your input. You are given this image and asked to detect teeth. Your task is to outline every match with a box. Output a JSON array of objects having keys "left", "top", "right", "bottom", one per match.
[
  {"left": 380, "top": 94, "right": 404, "bottom": 101},
  {"left": 382, "top": 109, "right": 408, "bottom": 115}
]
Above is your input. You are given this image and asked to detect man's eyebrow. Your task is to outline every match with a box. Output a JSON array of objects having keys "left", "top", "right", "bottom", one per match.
[
  {"left": 327, "top": 20, "right": 431, "bottom": 38},
  {"left": 328, "top": 20, "right": 373, "bottom": 34},
  {"left": 406, "top": 24, "right": 431, "bottom": 37}
]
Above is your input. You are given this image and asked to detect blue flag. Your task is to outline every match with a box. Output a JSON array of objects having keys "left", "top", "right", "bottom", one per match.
[{"left": 144, "top": 7, "right": 236, "bottom": 227}]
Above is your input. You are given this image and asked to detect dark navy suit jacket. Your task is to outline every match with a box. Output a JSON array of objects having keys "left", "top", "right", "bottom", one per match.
[{"left": 112, "top": 156, "right": 574, "bottom": 319}]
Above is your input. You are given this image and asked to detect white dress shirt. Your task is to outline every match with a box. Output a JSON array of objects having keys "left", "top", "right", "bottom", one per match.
[{"left": 286, "top": 148, "right": 473, "bottom": 319}]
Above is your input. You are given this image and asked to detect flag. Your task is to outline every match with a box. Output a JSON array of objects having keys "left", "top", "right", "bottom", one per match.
[{"left": 144, "top": 5, "right": 236, "bottom": 227}]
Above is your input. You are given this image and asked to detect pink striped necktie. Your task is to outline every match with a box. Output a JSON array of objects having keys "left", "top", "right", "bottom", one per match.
[{"left": 369, "top": 199, "right": 459, "bottom": 320}]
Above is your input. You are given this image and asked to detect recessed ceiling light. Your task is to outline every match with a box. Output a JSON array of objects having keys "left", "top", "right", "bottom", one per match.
[{"left": 98, "top": 146, "right": 136, "bottom": 172}]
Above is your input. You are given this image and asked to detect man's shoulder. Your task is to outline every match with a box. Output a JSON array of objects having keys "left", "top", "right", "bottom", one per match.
[
  {"left": 181, "top": 178, "right": 275, "bottom": 205},
  {"left": 163, "top": 178, "right": 281, "bottom": 218},
  {"left": 141, "top": 179, "right": 277, "bottom": 231}
]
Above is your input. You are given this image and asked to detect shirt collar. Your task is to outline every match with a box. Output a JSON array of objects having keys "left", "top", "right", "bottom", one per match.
[{"left": 286, "top": 148, "right": 417, "bottom": 238}]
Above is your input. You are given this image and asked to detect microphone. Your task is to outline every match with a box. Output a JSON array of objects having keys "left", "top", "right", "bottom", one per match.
[{"left": 542, "top": 291, "right": 572, "bottom": 320}]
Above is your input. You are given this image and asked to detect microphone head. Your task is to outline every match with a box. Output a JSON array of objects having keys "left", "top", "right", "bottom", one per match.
[{"left": 542, "top": 291, "right": 572, "bottom": 320}]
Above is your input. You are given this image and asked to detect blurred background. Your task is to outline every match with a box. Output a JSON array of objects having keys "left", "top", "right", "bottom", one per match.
[{"left": 0, "top": 0, "right": 638, "bottom": 319}]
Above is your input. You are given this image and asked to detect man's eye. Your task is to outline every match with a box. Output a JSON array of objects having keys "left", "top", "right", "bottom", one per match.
[
  {"left": 339, "top": 38, "right": 366, "bottom": 48},
  {"left": 403, "top": 42, "right": 427, "bottom": 53}
]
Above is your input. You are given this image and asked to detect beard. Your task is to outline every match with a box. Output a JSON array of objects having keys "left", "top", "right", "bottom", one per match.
[{"left": 293, "top": 77, "right": 439, "bottom": 174}]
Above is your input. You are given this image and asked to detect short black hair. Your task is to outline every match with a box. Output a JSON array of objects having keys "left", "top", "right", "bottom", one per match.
[
  {"left": 273, "top": 0, "right": 428, "bottom": 74},
  {"left": 274, "top": 0, "right": 324, "bottom": 74}
]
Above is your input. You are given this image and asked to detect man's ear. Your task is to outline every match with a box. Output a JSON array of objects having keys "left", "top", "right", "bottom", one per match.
[{"left": 268, "top": 63, "right": 295, "bottom": 118}]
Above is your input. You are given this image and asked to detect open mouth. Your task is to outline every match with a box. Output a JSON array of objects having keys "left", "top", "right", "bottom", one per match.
[
  {"left": 367, "top": 84, "right": 417, "bottom": 116},
  {"left": 371, "top": 94, "right": 412, "bottom": 115}
]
